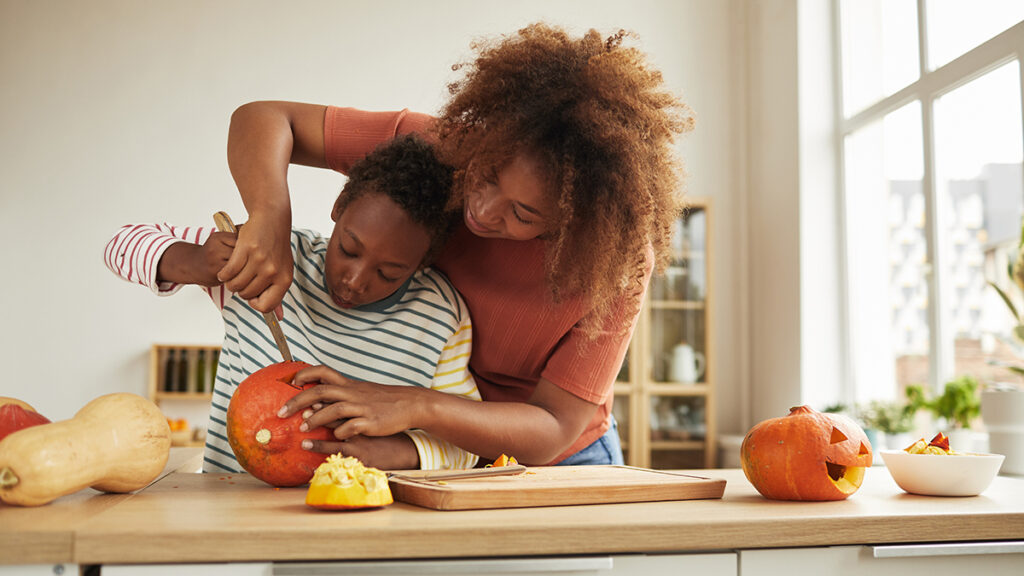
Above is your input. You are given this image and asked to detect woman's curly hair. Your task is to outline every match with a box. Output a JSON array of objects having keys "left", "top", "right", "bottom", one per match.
[{"left": 434, "top": 22, "right": 695, "bottom": 338}]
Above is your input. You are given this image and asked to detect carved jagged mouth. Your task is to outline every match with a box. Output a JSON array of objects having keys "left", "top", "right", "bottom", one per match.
[
  {"left": 826, "top": 460, "right": 866, "bottom": 493},
  {"left": 826, "top": 461, "right": 846, "bottom": 482}
]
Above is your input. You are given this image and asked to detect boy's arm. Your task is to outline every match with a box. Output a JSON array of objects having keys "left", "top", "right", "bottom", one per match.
[
  {"left": 403, "top": 316, "right": 481, "bottom": 470},
  {"left": 104, "top": 223, "right": 230, "bottom": 298}
]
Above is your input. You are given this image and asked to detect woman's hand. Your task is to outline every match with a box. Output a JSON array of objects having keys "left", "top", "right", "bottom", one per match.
[
  {"left": 216, "top": 212, "right": 293, "bottom": 316},
  {"left": 223, "top": 101, "right": 329, "bottom": 316},
  {"left": 279, "top": 365, "right": 428, "bottom": 440},
  {"left": 300, "top": 433, "right": 420, "bottom": 470}
]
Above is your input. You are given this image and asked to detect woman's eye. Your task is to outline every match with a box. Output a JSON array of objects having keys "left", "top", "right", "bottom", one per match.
[{"left": 511, "top": 206, "right": 535, "bottom": 225}]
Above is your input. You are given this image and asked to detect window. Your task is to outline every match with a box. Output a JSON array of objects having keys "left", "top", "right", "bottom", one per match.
[{"left": 838, "top": 3, "right": 1024, "bottom": 403}]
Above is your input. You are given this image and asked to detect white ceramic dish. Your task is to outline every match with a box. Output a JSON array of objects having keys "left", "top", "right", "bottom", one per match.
[{"left": 880, "top": 449, "right": 1004, "bottom": 497}]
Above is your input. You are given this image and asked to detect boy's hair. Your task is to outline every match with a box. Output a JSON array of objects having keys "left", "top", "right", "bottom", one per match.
[{"left": 335, "top": 134, "right": 456, "bottom": 263}]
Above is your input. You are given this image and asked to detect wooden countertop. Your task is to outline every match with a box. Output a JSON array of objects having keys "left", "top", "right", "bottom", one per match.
[{"left": 5, "top": 449, "right": 1024, "bottom": 565}]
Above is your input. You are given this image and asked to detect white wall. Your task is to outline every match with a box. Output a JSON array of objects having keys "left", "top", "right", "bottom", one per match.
[{"left": 0, "top": 0, "right": 750, "bottom": 434}]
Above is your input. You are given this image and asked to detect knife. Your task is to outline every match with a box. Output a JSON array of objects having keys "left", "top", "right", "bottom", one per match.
[
  {"left": 389, "top": 464, "right": 527, "bottom": 483},
  {"left": 213, "top": 211, "right": 294, "bottom": 363}
]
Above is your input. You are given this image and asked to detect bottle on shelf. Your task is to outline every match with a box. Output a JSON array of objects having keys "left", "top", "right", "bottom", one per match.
[
  {"left": 176, "top": 348, "right": 189, "bottom": 392},
  {"left": 163, "top": 349, "right": 177, "bottom": 393},
  {"left": 194, "top": 349, "right": 207, "bottom": 393}
]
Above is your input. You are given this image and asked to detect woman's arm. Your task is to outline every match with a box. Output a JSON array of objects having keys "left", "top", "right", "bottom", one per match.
[
  {"left": 282, "top": 368, "right": 597, "bottom": 465},
  {"left": 219, "top": 101, "right": 328, "bottom": 313}
]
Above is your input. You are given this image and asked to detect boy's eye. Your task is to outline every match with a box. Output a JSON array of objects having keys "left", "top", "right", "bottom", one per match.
[
  {"left": 340, "top": 246, "right": 356, "bottom": 258},
  {"left": 378, "top": 271, "right": 399, "bottom": 283}
]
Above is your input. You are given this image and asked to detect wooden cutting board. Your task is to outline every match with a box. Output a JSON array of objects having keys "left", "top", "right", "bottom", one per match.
[{"left": 387, "top": 465, "right": 727, "bottom": 510}]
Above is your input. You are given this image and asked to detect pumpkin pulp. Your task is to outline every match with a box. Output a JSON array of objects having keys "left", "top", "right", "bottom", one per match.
[{"left": 306, "top": 454, "right": 393, "bottom": 510}]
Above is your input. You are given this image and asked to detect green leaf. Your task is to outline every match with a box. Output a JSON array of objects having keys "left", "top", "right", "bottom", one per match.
[
  {"left": 1008, "top": 366, "right": 1024, "bottom": 376},
  {"left": 989, "top": 281, "right": 1021, "bottom": 322}
]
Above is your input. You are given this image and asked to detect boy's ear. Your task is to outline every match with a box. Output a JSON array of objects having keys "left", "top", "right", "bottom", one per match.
[{"left": 331, "top": 198, "right": 344, "bottom": 222}]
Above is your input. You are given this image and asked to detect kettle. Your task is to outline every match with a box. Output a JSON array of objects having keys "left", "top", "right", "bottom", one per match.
[{"left": 668, "top": 342, "right": 705, "bottom": 384}]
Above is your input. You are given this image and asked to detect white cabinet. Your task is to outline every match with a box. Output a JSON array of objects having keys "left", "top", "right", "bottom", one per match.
[
  {"left": 97, "top": 554, "right": 738, "bottom": 576},
  {"left": 740, "top": 544, "right": 1024, "bottom": 576}
]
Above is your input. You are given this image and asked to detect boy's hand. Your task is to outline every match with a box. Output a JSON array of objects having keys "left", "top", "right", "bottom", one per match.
[
  {"left": 299, "top": 434, "right": 420, "bottom": 470},
  {"left": 157, "top": 232, "right": 236, "bottom": 286},
  {"left": 217, "top": 212, "right": 293, "bottom": 314}
]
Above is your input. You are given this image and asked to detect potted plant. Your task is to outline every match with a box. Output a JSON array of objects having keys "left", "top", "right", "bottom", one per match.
[
  {"left": 857, "top": 399, "right": 916, "bottom": 451},
  {"left": 906, "top": 376, "right": 981, "bottom": 450}
]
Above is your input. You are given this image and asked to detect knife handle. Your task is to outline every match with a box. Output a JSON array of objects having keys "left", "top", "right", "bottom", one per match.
[{"left": 212, "top": 211, "right": 294, "bottom": 363}]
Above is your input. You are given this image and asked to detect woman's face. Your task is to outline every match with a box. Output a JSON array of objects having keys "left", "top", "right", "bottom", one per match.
[
  {"left": 325, "top": 192, "right": 431, "bottom": 309},
  {"left": 463, "top": 153, "right": 558, "bottom": 241}
]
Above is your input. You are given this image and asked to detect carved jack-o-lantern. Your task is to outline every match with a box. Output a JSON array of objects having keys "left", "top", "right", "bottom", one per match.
[{"left": 741, "top": 405, "right": 873, "bottom": 501}]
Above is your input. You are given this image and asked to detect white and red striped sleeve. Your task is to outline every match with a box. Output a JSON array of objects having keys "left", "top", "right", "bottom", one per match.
[{"left": 103, "top": 223, "right": 214, "bottom": 297}]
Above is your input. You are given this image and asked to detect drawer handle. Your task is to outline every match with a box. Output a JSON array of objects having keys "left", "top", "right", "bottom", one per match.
[
  {"left": 872, "top": 541, "right": 1024, "bottom": 558},
  {"left": 274, "top": 556, "right": 614, "bottom": 575}
]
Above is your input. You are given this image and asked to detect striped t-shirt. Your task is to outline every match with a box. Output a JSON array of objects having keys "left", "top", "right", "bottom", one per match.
[{"left": 104, "top": 223, "right": 480, "bottom": 473}]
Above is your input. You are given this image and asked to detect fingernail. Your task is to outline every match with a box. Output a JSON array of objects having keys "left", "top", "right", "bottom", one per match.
[
  {"left": 277, "top": 406, "right": 287, "bottom": 418},
  {"left": 299, "top": 422, "right": 308, "bottom": 432},
  {"left": 302, "top": 409, "right": 313, "bottom": 419},
  {"left": 301, "top": 440, "right": 312, "bottom": 450}
]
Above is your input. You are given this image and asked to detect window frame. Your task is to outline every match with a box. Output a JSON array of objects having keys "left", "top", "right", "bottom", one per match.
[{"left": 835, "top": 4, "right": 1024, "bottom": 399}]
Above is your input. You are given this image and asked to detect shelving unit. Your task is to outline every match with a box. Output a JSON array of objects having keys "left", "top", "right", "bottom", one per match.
[
  {"left": 148, "top": 343, "right": 220, "bottom": 447},
  {"left": 615, "top": 197, "right": 716, "bottom": 469}
]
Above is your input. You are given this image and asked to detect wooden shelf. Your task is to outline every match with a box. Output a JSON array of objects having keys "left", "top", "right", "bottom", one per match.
[
  {"left": 650, "top": 440, "right": 706, "bottom": 451},
  {"left": 649, "top": 300, "right": 706, "bottom": 310},
  {"left": 148, "top": 344, "right": 221, "bottom": 447},
  {"left": 616, "top": 197, "right": 716, "bottom": 469},
  {"left": 154, "top": 392, "right": 213, "bottom": 402},
  {"left": 647, "top": 383, "right": 710, "bottom": 396}
]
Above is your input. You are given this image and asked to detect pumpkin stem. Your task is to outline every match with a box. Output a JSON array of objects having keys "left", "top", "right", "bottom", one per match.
[
  {"left": 0, "top": 466, "right": 19, "bottom": 489},
  {"left": 255, "top": 428, "right": 272, "bottom": 445}
]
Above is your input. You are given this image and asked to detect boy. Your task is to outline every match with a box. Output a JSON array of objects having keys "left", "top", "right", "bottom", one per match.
[{"left": 104, "top": 135, "right": 479, "bottom": 473}]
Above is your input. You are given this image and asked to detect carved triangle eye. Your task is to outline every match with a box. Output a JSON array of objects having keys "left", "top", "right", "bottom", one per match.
[
  {"left": 859, "top": 442, "right": 871, "bottom": 455},
  {"left": 830, "top": 427, "right": 848, "bottom": 444}
]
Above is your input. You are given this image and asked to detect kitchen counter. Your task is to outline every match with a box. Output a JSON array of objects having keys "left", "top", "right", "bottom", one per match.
[{"left": 4, "top": 448, "right": 1024, "bottom": 567}]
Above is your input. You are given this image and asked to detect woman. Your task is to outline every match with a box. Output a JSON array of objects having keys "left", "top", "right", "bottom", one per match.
[{"left": 219, "top": 23, "right": 694, "bottom": 466}]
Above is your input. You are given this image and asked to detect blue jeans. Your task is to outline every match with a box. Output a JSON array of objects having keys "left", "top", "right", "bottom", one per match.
[{"left": 556, "top": 415, "right": 625, "bottom": 466}]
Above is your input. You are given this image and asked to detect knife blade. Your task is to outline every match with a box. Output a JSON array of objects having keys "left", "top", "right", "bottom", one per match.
[
  {"left": 213, "top": 211, "right": 294, "bottom": 363},
  {"left": 389, "top": 464, "right": 528, "bottom": 483}
]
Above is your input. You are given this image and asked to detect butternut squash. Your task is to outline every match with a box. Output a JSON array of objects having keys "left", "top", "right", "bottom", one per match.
[{"left": 0, "top": 393, "right": 171, "bottom": 507}]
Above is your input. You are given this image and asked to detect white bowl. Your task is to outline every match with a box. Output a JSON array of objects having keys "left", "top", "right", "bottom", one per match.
[{"left": 880, "top": 449, "right": 1004, "bottom": 496}]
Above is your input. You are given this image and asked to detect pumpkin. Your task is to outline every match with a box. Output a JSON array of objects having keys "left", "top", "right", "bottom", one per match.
[
  {"left": 741, "top": 405, "right": 873, "bottom": 501},
  {"left": 226, "top": 361, "right": 333, "bottom": 487},
  {"left": 489, "top": 454, "right": 518, "bottom": 467},
  {"left": 305, "top": 454, "right": 393, "bottom": 510},
  {"left": 0, "top": 397, "right": 51, "bottom": 442},
  {"left": 0, "top": 393, "right": 171, "bottom": 507}
]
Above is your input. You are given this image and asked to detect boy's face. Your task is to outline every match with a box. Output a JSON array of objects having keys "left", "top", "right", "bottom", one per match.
[{"left": 326, "top": 192, "right": 432, "bottom": 309}]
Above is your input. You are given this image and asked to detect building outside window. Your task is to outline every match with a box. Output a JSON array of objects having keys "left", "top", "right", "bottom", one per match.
[{"left": 838, "top": 0, "right": 1024, "bottom": 404}]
